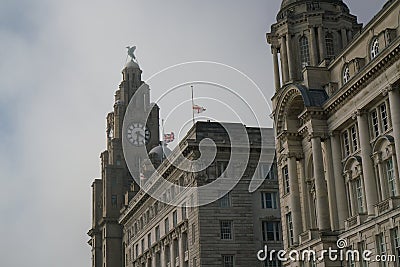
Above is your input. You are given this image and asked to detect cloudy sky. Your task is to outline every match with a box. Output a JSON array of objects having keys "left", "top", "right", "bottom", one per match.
[{"left": 0, "top": 0, "right": 387, "bottom": 266}]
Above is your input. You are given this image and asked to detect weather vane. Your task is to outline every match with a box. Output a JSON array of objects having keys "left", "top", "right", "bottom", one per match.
[{"left": 126, "top": 46, "right": 137, "bottom": 62}]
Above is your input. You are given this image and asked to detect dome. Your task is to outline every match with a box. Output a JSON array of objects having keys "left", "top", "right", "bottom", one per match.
[
  {"left": 280, "top": 0, "right": 341, "bottom": 9},
  {"left": 149, "top": 144, "right": 172, "bottom": 162},
  {"left": 125, "top": 60, "right": 140, "bottom": 69}
]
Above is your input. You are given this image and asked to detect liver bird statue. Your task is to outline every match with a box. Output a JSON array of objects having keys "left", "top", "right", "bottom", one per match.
[{"left": 126, "top": 46, "right": 137, "bottom": 61}]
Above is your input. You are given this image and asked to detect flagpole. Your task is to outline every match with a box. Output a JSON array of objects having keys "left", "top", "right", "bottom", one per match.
[
  {"left": 161, "top": 119, "right": 165, "bottom": 160},
  {"left": 191, "top": 85, "right": 195, "bottom": 125}
]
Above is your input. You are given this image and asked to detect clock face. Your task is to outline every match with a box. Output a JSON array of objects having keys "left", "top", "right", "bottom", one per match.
[{"left": 127, "top": 122, "right": 151, "bottom": 146}]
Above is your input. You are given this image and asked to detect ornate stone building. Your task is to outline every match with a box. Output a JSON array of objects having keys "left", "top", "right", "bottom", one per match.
[
  {"left": 119, "top": 122, "right": 280, "bottom": 267},
  {"left": 87, "top": 59, "right": 160, "bottom": 267},
  {"left": 88, "top": 57, "right": 281, "bottom": 266},
  {"left": 267, "top": 0, "right": 400, "bottom": 266}
]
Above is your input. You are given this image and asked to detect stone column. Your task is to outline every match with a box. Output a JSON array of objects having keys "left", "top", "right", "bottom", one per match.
[
  {"left": 311, "top": 136, "right": 331, "bottom": 230},
  {"left": 161, "top": 245, "right": 166, "bottom": 267},
  {"left": 170, "top": 241, "right": 175, "bottom": 267},
  {"left": 323, "top": 138, "right": 339, "bottom": 230},
  {"left": 280, "top": 35, "right": 289, "bottom": 84},
  {"left": 299, "top": 159, "right": 310, "bottom": 231},
  {"left": 341, "top": 28, "right": 348, "bottom": 48},
  {"left": 330, "top": 132, "right": 348, "bottom": 229},
  {"left": 272, "top": 47, "right": 281, "bottom": 91},
  {"left": 286, "top": 34, "right": 295, "bottom": 80},
  {"left": 178, "top": 234, "right": 184, "bottom": 267},
  {"left": 287, "top": 155, "right": 302, "bottom": 244},
  {"left": 356, "top": 110, "right": 378, "bottom": 216},
  {"left": 318, "top": 26, "right": 326, "bottom": 61},
  {"left": 309, "top": 27, "right": 318, "bottom": 65},
  {"left": 387, "top": 85, "right": 400, "bottom": 181},
  {"left": 152, "top": 252, "right": 157, "bottom": 267}
]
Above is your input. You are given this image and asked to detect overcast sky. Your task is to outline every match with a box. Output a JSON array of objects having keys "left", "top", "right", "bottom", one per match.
[{"left": 0, "top": 0, "right": 387, "bottom": 266}]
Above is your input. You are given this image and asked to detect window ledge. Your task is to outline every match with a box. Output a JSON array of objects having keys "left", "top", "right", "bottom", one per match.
[{"left": 374, "top": 196, "right": 400, "bottom": 215}]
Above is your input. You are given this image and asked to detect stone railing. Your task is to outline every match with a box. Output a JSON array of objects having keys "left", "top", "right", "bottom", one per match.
[{"left": 375, "top": 197, "right": 400, "bottom": 215}]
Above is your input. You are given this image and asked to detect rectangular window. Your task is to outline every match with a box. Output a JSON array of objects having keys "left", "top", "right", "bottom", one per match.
[
  {"left": 259, "top": 163, "right": 270, "bottom": 179},
  {"left": 220, "top": 220, "right": 233, "bottom": 240},
  {"left": 217, "top": 161, "right": 228, "bottom": 177},
  {"left": 156, "top": 252, "right": 161, "bottom": 266},
  {"left": 286, "top": 213, "right": 293, "bottom": 246},
  {"left": 264, "top": 254, "right": 282, "bottom": 267},
  {"left": 343, "top": 131, "right": 350, "bottom": 157},
  {"left": 262, "top": 221, "right": 280, "bottom": 241},
  {"left": 376, "top": 233, "right": 388, "bottom": 267},
  {"left": 141, "top": 239, "right": 145, "bottom": 253},
  {"left": 358, "top": 241, "right": 368, "bottom": 267},
  {"left": 391, "top": 228, "right": 400, "bottom": 261},
  {"left": 181, "top": 203, "right": 187, "bottom": 219},
  {"left": 356, "top": 179, "right": 364, "bottom": 213},
  {"left": 282, "top": 166, "right": 290, "bottom": 194},
  {"left": 380, "top": 103, "right": 389, "bottom": 132},
  {"left": 386, "top": 159, "right": 396, "bottom": 197},
  {"left": 155, "top": 225, "right": 160, "bottom": 242},
  {"left": 164, "top": 218, "right": 169, "bottom": 234},
  {"left": 261, "top": 192, "right": 278, "bottom": 209},
  {"left": 173, "top": 210, "right": 177, "bottom": 228},
  {"left": 222, "top": 255, "right": 234, "bottom": 267},
  {"left": 350, "top": 126, "right": 358, "bottom": 151},
  {"left": 135, "top": 244, "right": 138, "bottom": 258},
  {"left": 111, "top": 195, "right": 117, "bottom": 208},
  {"left": 165, "top": 245, "right": 170, "bottom": 263},
  {"left": 348, "top": 245, "right": 356, "bottom": 267},
  {"left": 219, "top": 192, "right": 232, "bottom": 208},
  {"left": 147, "top": 233, "right": 151, "bottom": 248},
  {"left": 371, "top": 110, "right": 380, "bottom": 138},
  {"left": 192, "top": 223, "right": 196, "bottom": 244}
]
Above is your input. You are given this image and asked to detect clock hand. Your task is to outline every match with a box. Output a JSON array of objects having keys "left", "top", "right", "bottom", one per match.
[{"left": 137, "top": 131, "right": 145, "bottom": 138}]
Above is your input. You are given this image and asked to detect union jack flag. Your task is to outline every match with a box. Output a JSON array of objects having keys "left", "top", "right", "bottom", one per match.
[{"left": 163, "top": 132, "right": 175, "bottom": 143}]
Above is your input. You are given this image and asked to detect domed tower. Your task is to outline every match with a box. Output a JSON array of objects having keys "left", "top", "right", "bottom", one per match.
[
  {"left": 267, "top": 0, "right": 362, "bottom": 90},
  {"left": 266, "top": 1, "right": 363, "bottom": 258}
]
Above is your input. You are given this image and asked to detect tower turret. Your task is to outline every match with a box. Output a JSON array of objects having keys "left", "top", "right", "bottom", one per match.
[{"left": 267, "top": 0, "right": 362, "bottom": 90}]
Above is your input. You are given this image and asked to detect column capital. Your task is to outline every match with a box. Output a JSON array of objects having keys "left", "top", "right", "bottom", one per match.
[
  {"left": 328, "top": 130, "right": 341, "bottom": 137},
  {"left": 308, "top": 132, "right": 328, "bottom": 141},
  {"left": 287, "top": 151, "right": 304, "bottom": 160},
  {"left": 381, "top": 86, "right": 393, "bottom": 96},
  {"left": 352, "top": 109, "right": 368, "bottom": 119}
]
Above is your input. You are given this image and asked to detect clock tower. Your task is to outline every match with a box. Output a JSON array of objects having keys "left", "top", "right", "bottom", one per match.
[{"left": 88, "top": 49, "right": 160, "bottom": 267}]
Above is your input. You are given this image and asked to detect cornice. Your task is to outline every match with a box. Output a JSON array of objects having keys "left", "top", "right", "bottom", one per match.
[{"left": 324, "top": 42, "right": 400, "bottom": 114}]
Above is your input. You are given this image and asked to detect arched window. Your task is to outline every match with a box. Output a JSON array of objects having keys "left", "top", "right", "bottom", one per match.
[
  {"left": 325, "top": 33, "right": 335, "bottom": 58},
  {"left": 343, "top": 65, "right": 350, "bottom": 84},
  {"left": 299, "top": 36, "right": 310, "bottom": 68},
  {"left": 372, "top": 136, "right": 399, "bottom": 201},
  {"left": 370, "top": 38, "right": 379, "bottom": 59},
  {"left": 344, "top": 157, "right": 366, "bottom": 215}
]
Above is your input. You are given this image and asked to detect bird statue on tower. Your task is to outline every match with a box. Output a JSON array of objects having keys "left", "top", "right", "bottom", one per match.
[{"left": 126, "top": 46, "right": 137, "bottom": 62}]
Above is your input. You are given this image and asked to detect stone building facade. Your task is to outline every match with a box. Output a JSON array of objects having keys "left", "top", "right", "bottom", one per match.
[
  {"left": 88, "top": 57, "right": 281, "bottom": 266},
  {"left": 119, "top": 122, "right": 281, "bottom": 267},
  {"left": 267, "top": 0, "right": 400, "bottom": 266}
]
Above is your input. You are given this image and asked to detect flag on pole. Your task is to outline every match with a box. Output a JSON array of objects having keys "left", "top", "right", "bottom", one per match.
[
  {"left": 192, "top": 104, "right": 206, "bottom": 114},
  {"left": 163, "top": 132, "right": 175, "bottom": 143}
]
